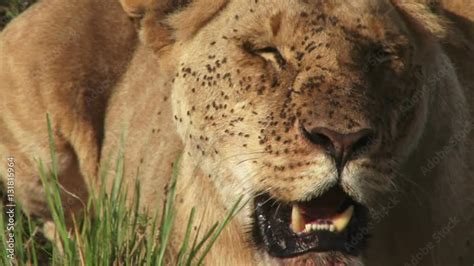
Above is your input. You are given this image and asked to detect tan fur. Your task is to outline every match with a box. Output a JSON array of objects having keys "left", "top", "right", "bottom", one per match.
[
  {"left": 0, "top": 0, "right": 137, "bottom": 222},
  {"left": 1, "top": 0, "right": 472, "bottom": 265},
  {"left": 394, "top": 1, "right": 446, "bottom": 34}
]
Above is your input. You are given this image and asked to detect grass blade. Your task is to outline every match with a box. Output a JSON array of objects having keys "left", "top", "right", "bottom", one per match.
[
  {"left": 177, "top": 207, "right": 196, "bottom": 265},
  {"left": 157, "top": 155, "right": 181, "bottom": 265},
  {"left": 197, "top": 196, "right": 247, "bottom": 265}
]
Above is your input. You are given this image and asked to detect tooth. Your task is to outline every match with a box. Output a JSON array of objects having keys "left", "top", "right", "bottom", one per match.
[
  {"left": 324, "top": 224, "right": 329, "bottom": 231},
  {"left": 291, "top": 205, "right": 305, "bottom": 233},
  {"left": 305, "top": 224, "right": 311, "bottom": 232},
  {"left": 332, "top": 205, "right": 355, "bottom": 233},
  {"left": 329, "top": 224, "right": 335, "bottom": 232},
  {"left": 313, "top": 224, "right": 318, "bottom": 231}
]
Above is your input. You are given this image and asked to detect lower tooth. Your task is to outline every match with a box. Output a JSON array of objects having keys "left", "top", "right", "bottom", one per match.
[{"left": 304, "top": 223, "right": 339, "bottom": 232}]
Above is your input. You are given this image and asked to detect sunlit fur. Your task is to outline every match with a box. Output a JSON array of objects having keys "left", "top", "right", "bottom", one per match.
[
  {"left": 110, "top": 0, "right": 473, "bottom": 264},
  {"left": 0, "top": 0, "right": 472, "bottom": 265}
]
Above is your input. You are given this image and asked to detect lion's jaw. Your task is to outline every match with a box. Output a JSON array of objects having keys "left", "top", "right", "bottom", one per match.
[{"left": 168, "top": 0, "right": 447, "bottom": 264}]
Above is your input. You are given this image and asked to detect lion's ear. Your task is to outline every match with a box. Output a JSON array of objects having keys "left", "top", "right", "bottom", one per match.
[
  {"left": 390, "top": 0, "right": 448, "bottom": 42},
  {"left": 165, "top": 0, "right": 228, "bottom": 42},
  {"left": 121, "top": 0, "right": 228, "bottom": 52},
  {"left": 119, "top": 0, "right": 191, "bottom": 18},
  {"left": 119, "top": 0, "right": 154, "bottom": 18}
]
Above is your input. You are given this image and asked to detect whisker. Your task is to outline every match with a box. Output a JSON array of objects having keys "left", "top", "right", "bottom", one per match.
[
  {"left": 218, "top": 151, "right": 267, "bottom": 163},
  {"left": 236, "top": 157, "right": 261, "bottom": 166},
  {"left": 272, "top": 203, "right": 284, "bottom": 220}
]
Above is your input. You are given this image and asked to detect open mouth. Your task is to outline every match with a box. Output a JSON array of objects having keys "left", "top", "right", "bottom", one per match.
[{"left": 252, "top": 186, "right": 368, "bottom": 258}]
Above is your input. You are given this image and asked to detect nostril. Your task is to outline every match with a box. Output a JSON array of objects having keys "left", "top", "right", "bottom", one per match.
[
  {"left": 300, "top": 123, "right": 376, "bottom": 171},
  {"left": 347, "top": 130, "right": 375, "bottom": 160},
  {"left": 302, "top": 131, "right": 335, "bottom": 154}
]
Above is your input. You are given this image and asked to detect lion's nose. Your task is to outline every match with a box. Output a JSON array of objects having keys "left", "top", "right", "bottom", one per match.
[{"left": 301, "top": 125, "right": 375, "bottom": 171}]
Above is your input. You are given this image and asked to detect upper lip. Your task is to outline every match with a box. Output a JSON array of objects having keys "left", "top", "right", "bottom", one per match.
[{"left": 252, "top": 186, "right": 369, "bottom": 258}]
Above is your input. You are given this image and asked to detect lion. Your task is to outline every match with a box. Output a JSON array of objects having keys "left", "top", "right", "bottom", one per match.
[
  {"left": 0, "top": 0, "right": 137, "bottom": 223},
  {"left": 0, "top": 0, "right": 473, "bottom": 265}
]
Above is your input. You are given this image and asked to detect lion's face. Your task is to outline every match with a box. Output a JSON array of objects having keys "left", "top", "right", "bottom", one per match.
[{"left": 171, "top": 0, "right": 432, "bottom": 263}]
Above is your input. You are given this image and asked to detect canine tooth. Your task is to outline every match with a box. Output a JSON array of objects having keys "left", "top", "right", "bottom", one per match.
[
  {"left": 332, "top": 205, "right": 355, "bottom": 233},
  {"left": 291, "top": 205, "right": 305, "bottom": 233},
  {"left": 305, "top": 224, "right": 312, "bottom": 232},
  {"left": 329, "top": 224, "right": 335, "bottom": 232}
]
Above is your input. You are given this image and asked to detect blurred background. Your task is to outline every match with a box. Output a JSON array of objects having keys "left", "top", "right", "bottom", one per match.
[{"left": 0, "top": 0, "right": 36, "bottom": 29}]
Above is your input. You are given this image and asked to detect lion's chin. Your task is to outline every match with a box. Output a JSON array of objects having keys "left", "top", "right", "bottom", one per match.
[{"left": 251, "top": 186, "right": 369, "bottom": 262}]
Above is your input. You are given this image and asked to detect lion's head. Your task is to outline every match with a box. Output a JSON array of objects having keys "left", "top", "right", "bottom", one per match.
[{"left": 123, "top": 0, "right": 462, "bottom": 263}]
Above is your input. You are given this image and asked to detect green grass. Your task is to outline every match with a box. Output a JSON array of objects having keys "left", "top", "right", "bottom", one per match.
[
  {"left": 1, "top": 7, "right": 243, "bottom": 265},
  {"left": 0, "top": 115, "right": 243, "bottom": 265}
]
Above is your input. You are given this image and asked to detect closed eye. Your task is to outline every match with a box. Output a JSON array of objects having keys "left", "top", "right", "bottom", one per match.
[
  {"left": 244, "top": 42, "right": 287, "bottom": 69},
  {"left": 374, "top": 49, "right": 395, "bottom": 64}
]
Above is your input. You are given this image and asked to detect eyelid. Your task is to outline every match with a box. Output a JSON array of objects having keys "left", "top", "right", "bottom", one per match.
[
  {"left": 253, "top": 46, "right": 281, "bottom": 54},
  {"left": 251, "top": 46, "right": 287, "bottom": 68},
  {"left": 378, "top": 48, "right": 394, "bottom": 57}
]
